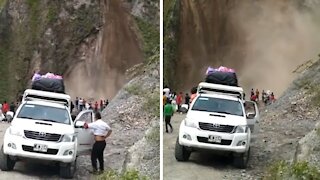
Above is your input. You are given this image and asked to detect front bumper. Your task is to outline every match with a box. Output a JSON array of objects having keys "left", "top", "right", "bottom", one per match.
[
  {"left": 178, "top": 121, "right": 250, "bottom": 153},
  {"left": 3, "top": 133, "right": 76, "bottom": 163}
]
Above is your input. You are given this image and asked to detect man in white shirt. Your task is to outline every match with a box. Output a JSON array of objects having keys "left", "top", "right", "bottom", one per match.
[{"left": 84, "top": 112, "right": 112, "bottom": 173}]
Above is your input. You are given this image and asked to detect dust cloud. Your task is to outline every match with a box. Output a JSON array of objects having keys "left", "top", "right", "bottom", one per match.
[
  {"left": 232, "top": 0, "right": 320, "bottom": 97},
  {"left": 64, "top": 0, "right": 143, "bottom": 101},
  {"left": 176, "top": 0, "right": 320, "bottom": 98}
]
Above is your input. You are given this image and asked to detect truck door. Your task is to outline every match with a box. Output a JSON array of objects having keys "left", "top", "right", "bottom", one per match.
[
  {"left": 74, "top": 110, "right": 94, "bottom": 155},
  {"left": 244, "top": 101, "right": 260, "bottom": 132}
]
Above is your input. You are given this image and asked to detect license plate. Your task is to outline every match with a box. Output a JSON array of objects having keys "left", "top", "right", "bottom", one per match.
[
  {"left": 33, "top": 144, "right": 48, "bottom": 152},
  {"left": 208, "top": 135, "right": 222, "bottom": 143}
]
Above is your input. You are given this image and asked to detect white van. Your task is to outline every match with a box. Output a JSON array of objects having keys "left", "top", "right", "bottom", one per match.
[
  {"left": 0, "top": 89, "right": 95, "bottom": 178},
  {"left": 175, "top": 83, "right": 259, "bottom": 168}
]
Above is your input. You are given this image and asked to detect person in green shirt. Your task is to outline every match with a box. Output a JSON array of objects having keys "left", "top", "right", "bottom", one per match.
[{"left": 164, "top": 100, "right": 174, "bottom": 133}]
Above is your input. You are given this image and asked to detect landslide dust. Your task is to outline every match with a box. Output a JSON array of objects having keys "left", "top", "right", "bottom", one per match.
[
  {"left": 64, "top": 0, "right": 143, "bottom": 100},
  {"left": 176, "top": 0, "right": 320, "bottom": 96}
]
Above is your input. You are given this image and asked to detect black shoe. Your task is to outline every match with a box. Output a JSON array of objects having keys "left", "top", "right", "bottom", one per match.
[
  {"left": 89, "top": 169, "right": 98, "bottom": 174},
  {"left": 166, "top": 130, "right": 169, "bottom": 133}
]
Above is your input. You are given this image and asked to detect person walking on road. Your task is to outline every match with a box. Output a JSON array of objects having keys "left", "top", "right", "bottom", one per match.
[
  {"left": 84, "top": 112, "right": 112, "bottom": 174},
  {"left": 164, "top": 100, "right": 174, "bottom": 133}
]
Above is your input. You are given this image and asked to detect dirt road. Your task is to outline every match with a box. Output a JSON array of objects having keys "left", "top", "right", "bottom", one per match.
[
  {"left": 0, "top": 122, "right": 95, "bottom": 180},
  {"left": 164, "top": 114, "right": 238, "bottom": 180}
]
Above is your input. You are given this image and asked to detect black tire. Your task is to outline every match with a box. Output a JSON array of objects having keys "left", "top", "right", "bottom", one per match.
[
  {"left": 59, "top": 157, "right": 77, "bottom": 179},
  {"left": 0, "top": 145, "right": 15, "bottom": 171},
  {"left": 175, "top": 137, "right": 191, "bottom": 161},
  {"left": 233, "top": 148, "right": 250, "bottom": 169}
]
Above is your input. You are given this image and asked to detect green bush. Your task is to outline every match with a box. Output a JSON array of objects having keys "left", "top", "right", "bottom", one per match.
[
  {"left": 264, "top": 160, "right": 320, "bottom": 180},
  {"left": 135, "top": 17, "right": 159, "bottom": 63},
  {"left": 125, "top": 84, "right": 141, "bottom": 95},
  {"left": 97, "top": 169, "right": 148, "bottom": 180},
  {"left": 143, "top": 91, "right": 160, "bottom": 117},
  {"left": 146, "top": 125, "right": 160, "bottom": 143}
]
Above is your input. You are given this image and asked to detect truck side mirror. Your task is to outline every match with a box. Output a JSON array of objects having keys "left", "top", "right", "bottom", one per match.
[
  {"left": 246, "top": 112, "right": 255, "bottom": 119},
  {"left": 74, "top": 121, "right": 85, "bottom": 128}
]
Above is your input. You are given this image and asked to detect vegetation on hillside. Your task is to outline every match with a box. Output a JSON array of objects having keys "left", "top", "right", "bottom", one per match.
[{"left": 163, "top": 0, "right": 180, "bottom": 87}]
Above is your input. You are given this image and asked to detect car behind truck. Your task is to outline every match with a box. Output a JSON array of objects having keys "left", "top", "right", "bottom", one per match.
[
  {"left": 175, "top": 82, "right": 259, "bottom": 168},
  {"left": 0, "top": 89, "right": 96, "bottom": 178}
]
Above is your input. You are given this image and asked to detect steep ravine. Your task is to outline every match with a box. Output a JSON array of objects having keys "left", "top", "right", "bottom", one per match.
[{"left": 165, "top": 0, "right": 320, "bottom": 96}]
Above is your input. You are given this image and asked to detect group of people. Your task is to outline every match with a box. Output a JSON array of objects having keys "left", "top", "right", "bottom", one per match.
[
  {"left": 0, "top": 101, "right": 17, "bottom": 122},
  {"left": 73, "top": 97, "right": 109, "bottom": 113},
  {"left": 163, "top": 86, "right": 198, "bottom": 133},
  {"left": 250, "top": 88, "right": 276, "bottom": 105},
  {"left": 163, "top": 86, "right": 197, "bottom": 112}
]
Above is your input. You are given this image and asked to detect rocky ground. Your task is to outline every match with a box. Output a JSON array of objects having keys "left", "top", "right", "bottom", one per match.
[
  {"left": 226, "top": 60, "right": 320, "bottom": 179},
  {"left": 100, "top": 61, "right": 160, "bottom": 179}
]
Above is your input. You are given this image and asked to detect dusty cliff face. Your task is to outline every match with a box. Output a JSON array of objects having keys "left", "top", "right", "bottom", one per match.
[
  {"left": 0, "top": 0, "right": 157, "bottom": 102},
  {"left": 171, "top": 0, "right": 320, "bottom": 96},
  {"left": 64, "top": 0, "right": 143, "bottom": 100}
]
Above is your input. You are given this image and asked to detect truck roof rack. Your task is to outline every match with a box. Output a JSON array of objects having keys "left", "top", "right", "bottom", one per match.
[{"left": 197, "top": 82, "right": 244, "bottom": 100}]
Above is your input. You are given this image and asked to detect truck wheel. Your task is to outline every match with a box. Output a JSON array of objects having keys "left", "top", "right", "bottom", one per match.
[
  {"left": 59, "top": 157, "right": 77, "bottom": 179},
  {"left": 233, "top": 148, "right": 250, "bottom": 169},
  {"left": 0, "top": 145, "right": 15, "bottom": 171},
  {"left": 175, "top": 137, "right": 191, "bottom": 161}
]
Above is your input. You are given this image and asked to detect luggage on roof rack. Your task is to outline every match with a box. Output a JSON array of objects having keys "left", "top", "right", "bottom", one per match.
[
  {"left": 32, "top": 78, "right": 65, "bottom": 93},
  {"left": 205, "top": 71, "right": 238, "bottom": 86}
]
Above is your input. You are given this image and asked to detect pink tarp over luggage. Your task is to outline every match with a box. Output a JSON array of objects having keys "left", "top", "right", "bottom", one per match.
[
  {"left": 206, "top": 66, "right": 235, "bottom": 75},
  {"left": 32, "top": 72, "right": 63, "bottom": 82}
]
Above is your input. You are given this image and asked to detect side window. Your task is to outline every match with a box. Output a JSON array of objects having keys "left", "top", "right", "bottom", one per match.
[{"left": 77, "top": 112, "right": 92, "bottom": 123}]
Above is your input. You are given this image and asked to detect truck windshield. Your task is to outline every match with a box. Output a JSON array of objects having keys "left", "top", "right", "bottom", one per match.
[
  {"left": 17, "top": 104, "right": 71, "bottom": 124},
  {"left": 191, "top": 97, "right": 244, "bottom": 116}
]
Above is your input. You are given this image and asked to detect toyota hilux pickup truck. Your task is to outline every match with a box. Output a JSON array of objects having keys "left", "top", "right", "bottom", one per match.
[
  {"left": 175, "top": 82, "right": 259, "bottom": 168},
  {"left": 0, "top": 89, "right": 95, "bottom": 178}
]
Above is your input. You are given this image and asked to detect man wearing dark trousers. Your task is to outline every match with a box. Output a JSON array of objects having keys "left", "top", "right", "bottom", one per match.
[
  {"left": 84, "top": 112, "right": 112, "bottom": 174},
  {"left": 164, "top": 100, "right": 174, "bottom": 133}
]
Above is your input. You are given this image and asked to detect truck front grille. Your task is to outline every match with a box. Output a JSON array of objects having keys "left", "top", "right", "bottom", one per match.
[
  {"left": 24, "top": 130, "right": 61, "bottom": 142},
  {"left": 197, "top": 137, "right": 232, "bottom": 145},
  {"left": 199, "top": 122, "right": 234, "bottom": 133},
  {"left": 22, "top": 145, "right": 58, "bottom": 155}
]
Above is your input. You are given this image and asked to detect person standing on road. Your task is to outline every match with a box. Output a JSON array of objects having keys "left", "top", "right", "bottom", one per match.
[
  {"left": 79, "top": 98, "right": 84, "bottom": 111},
  {"left": 176, "top": 92, "right": 183, "bottom": 112},
  {"left": 2, "top": 101, "right": 9, "bottom": 114},
  {"left": 185, "top": 93, "right": 190, "bottom": 108},
  {"left": 9, "top": 102, "right": 15, "bottom": 113},
  {"left": 75, "top": 97, "right": 79, "bottom": 111},
  {"left": 100, "top": 99, "right": 104, "bottom": 111},
  {"left": 84, "top": 112, "right": 112, "bottom": 174},
  {"left": 255, "top": 89, "right": 260, "bottom": 101},
  {"left": 164, "top": 100, "right": 174, "bottom": 133}
]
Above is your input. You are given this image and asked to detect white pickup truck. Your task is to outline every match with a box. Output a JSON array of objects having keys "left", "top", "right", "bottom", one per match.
[
  {"left": 175, "top": 82, "right": 259, "bottom": 168},
  {"left": 0, "top": 89, "right": 96, "bottom": 178}
]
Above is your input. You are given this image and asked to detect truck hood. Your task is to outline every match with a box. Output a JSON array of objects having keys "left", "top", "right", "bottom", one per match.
[
  {"left": 11, "top": 118, "right": 74, "bottom": 134},
  {"left": 186, "top": 110, "right": 247, "bottom": 126}
]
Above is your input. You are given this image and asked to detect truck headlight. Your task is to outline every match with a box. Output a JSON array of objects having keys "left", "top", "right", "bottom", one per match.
[
  {"left": 184, "top": 118, "right": 197, "bottom": 128},
  {"left": 234, "top": 125, "right": 248, "bottom": 133},
  {"left": 9, "top": 127, "right": 22, "bottom": 136},
  {"left": 61, "top": 134, "right": 75, "bottom": 142}
]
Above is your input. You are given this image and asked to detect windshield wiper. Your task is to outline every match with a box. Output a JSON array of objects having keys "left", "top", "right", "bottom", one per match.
[
  {"left": 192, "top": 108, "right": 208, "bottom": 112},
  {"left": 41, "top": 119, "right": 58, "bottom": 123},
  {"left": 17, "top": 116, "right": 35, "bottom": 120},
  {"left": 215, "top": 111, "right": 232, "bottom": 115}
]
